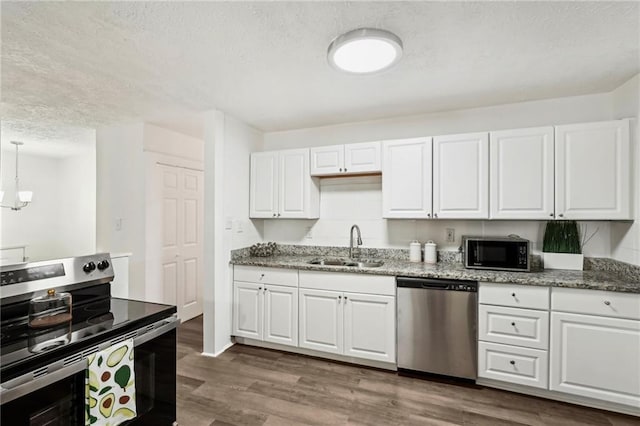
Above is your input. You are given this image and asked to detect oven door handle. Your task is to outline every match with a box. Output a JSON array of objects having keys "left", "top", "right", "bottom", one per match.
[
  {"left": 134, "top": 315, "right": 179, "bottom": 347},
  {"left": 0, "top": 360, "right": 86, "bottom": 405}
]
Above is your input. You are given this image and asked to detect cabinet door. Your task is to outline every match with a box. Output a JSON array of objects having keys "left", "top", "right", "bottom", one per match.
[
  {"left": 433, "top": 132, "right": 489, "bottom": 218},
  {"left": 555, "top": 120, "right": 631, "bottom": 220},
  {"left": 299, "top": 288, "right": 343, "bottom": 354},
  {"left": 264, "top": 285, "right": 298, "bottom": 347},
  {"left": 343, "top": 293, "right": 395, "bottom": 362},
  {"left": 490, "top": 127, "right": 554, "bottom": 219},
  {"left": 249, "top": 152, "right": 278, "bottom": 218},
  {"left": 310, "top": 145, "right": 343, "bottom": 176},
  {"left": 232, "top": 282, "right": 263, "bottom": 340},
  {"left": 550, "top": 312, "right": 640, "bottom": 407},
  {"left": 344, "top": 141, "right": 381, "bottom": 174},
  {"left": 279, "top": 148, "right": 319, "bottom": 218},
  {"left": 382, "top": 137, "right": 433, "bottom": 218}
]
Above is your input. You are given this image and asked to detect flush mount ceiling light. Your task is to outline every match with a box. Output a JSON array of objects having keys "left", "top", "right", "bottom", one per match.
[{"left": 328, "top": 28, "right": 403, "bottom": 74}]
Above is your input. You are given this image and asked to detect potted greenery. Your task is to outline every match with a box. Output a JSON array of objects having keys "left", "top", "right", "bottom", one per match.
[{"left": 542, "top": 220, "right": 584, "bottom": 270}]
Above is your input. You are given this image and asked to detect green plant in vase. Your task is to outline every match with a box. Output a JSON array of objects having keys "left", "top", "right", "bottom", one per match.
[{"left": 542, "top": 221, "right": 583, "bottom": 270}]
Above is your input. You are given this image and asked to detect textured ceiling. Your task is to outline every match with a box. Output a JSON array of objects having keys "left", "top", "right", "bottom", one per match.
[{"left": 1, "top": 1, "right": 639, "bottom": 152}]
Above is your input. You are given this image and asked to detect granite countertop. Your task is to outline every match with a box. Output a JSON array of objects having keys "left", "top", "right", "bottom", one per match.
[{"left": 231, "top": 254, "right": 640, "bottom": 294}]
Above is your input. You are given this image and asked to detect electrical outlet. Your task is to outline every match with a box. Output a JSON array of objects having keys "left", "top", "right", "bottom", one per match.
[
  {"left": 305, "top": 226, "right": 313, "bottom": 239},
  {"left": 446, "top": 228, "right": 455, "bottom": 243}
]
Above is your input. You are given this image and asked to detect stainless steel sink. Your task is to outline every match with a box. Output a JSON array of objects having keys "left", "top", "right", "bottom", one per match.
[{"left": 307, "top": 258, "right": 384, "bottom": 268}]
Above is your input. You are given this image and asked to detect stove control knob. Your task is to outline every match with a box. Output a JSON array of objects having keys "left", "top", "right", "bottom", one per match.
[
  {"left": 83, "top": 262, "right": 96, "bottom": 273},
  {"left": 97, "top": 260, "right": 110, "bottom": 271}
]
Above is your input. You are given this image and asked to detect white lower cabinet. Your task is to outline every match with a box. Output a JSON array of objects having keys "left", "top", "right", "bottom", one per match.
[
  {"left": 479, "top": 341, "right": 548, "bottom": 389},
  {"left": 549, "top": 311, "right": 640, "bottom": 407},
  {"left": 299, "top": 288, "right": 396, "bottom": 363},
  {"left": 299, "top": 288, "right": 343, "bottom": 354},
  {"left": 232, "top": 268, "right": 298, "bottom": 347}
]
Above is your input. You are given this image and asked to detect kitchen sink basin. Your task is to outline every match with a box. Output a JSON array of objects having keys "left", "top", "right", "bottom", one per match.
[{"left": 307, "top": 258, "right": 384, "bottom": 268}]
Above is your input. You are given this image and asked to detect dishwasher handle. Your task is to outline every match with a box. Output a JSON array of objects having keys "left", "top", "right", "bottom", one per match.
[{"left": 396, "top": 276, "right": 477, "bottom": 290}]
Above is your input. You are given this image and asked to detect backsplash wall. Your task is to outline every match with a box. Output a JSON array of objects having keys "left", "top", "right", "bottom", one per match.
[{"left": 261, "top": 176, "right": 611, "bottom": 257}]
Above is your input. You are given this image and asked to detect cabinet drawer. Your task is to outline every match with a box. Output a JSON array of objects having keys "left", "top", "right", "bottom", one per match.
[
  {"left": 299, "top": 270, "right": 395, "bottom": 296},
  {"left": 234, "top": 265, "right": 298, "bottom": 287},
  {"left": 479, "top": 305, "right": 549, "bottom": 350},
  {"left": 552, "top": 287, "right": 640, "bottom": 320},
  {"left": 479, "top": 283, "right": 549, "bottom": 310},
  {"left": 478, "top": 341, "right": 548, "bottom": 389}
]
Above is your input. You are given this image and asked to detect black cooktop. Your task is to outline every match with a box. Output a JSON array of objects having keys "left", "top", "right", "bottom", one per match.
[{"left": 0, "top": 296, "right": 176, "bottom": 382}]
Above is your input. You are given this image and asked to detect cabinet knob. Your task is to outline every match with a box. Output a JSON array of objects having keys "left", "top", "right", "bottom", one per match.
[
  {"left": 549, "top": 213, "right": 554, "bottom": 217},
  {"left": 512, "top": 293, "right": 516, "bottom": 297},
  {"left": 434, "top": 213, "right": 438, "bottom": 218},
  {"left": 258, "top": 287, "right": 262, "bottom": 290},
  {"left": 558, "top": 214, "right": 564, "bottom": 218},
  {"left": 427, "top": 213, "right": 431, "bottom": 218},
  {"left": 277, "top": 213, "right": 281, "bottom": 217},
  {"left": 511, "top": 322, "right": 516, "bottom": 327},
  {"left": 604, "top": 300, "right": 611, "bottom": 306},
  {"left": 344, "top": 296, "right": 348, "bottom": 300},
  {"left": 272, "top": 213, "right": 276, "bottom": 217},
  {"left": 344, "top": 168, "right": 347, "bottom": 172},
  {"left": 259, "top": 274, "right": 264, "bottom": 280},
  {"left": 510, "top": 360, "right": 515, "bottom": 365},
  {"left": 339, "top": 168, "right": 343, "bottom": 172}
]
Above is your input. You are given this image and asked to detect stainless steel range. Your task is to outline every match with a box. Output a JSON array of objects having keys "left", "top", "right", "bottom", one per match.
[{"left": 0, "top": 254, "right": 178, "bottom": 425}]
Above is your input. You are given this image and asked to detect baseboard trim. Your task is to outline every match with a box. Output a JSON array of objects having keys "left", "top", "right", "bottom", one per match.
[
  {"left": 201, "top": 341, "right": 235, "bottom": 358},
  {"left": 477, "top": 378, "right": 640, "bottom": 417},
  {"left": 234, "top": 337, "right": 397, "bottom": 371}
]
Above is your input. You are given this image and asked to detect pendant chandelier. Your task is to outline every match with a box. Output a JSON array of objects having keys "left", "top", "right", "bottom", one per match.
[{"left": 1, "top": 141, "right": 33, "bottom": 211}]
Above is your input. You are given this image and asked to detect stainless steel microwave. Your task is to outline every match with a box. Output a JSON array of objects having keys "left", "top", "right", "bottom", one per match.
[{"left": 463, "top": 236, "right": 530, "bottom": 272}]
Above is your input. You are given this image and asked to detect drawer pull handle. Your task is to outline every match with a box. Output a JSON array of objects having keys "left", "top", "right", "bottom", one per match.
[
  {"left": 604, "top": 300, "right": 611, "bottom": 306},
  {"left": 510, "top": 360, "right": 515, "bottom": 365}
]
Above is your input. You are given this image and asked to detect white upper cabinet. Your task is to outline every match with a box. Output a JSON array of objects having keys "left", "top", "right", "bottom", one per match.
[
  {"left": 382, "top": 137, "right": 433, "bottom": 218},
  {"left": 249, "top": 151, "right": 279, "bottom": 218},
  {"left": 490, "top": 127, "right": 555, "bottom": 220},
  {"left": 310, "top": 141, "right": 381, "bottom": 176},
  {"left": 250, "top": 148, "right": 320, "bottom": 219},
  {"left": 555, "top": 119, "right": 631, "bottom": 220},
  {"left": 433, "top": 132, "right": 489, "bottom": 219}
]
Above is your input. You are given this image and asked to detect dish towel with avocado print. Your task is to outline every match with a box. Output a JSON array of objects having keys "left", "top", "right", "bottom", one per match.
[{"left": 86, "top": 339, "right": 136, "bottom": 426}]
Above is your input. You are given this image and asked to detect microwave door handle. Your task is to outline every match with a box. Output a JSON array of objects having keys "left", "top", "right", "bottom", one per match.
[{"left": 0, "top": 361, "right": 86, "bottom": 405}]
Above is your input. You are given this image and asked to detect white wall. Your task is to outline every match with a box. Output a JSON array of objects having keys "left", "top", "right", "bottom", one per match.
[
  {"left": 96, "top": 123, "right": 147, "bottom": 299},
  {"left": 262, "top": 91, "right": 620, "bottom": 258},
  {"left": 1, "top": 149, "right": 96, "bottom": 263},
  {"left": 203, "top": 110, "right": 264, "bottom": 356},
  {"left": 610, "top": 74, "right": 640, "bottom": 266}
]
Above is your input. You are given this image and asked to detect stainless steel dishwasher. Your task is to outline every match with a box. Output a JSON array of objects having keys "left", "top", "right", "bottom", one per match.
[{"left": 396, "top": 276, "right": 478, "bottom": 380}]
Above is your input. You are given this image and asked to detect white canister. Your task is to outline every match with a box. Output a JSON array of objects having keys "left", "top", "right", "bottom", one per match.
[
  {"left": 409, "top": 240, "right": 422, "bottom": 262},
  {"left": 424, "top": 241, "right": 437, "bottom": 264}
]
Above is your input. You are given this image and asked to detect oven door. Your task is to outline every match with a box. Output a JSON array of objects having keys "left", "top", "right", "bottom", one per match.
[{"left": 1, "top": 318, "right": 177, "bottom": 426}]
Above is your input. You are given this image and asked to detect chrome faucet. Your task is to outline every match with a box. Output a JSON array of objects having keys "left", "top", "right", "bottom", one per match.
[{"left": 349, "top": 224, "right": 363, "bottom": 258}]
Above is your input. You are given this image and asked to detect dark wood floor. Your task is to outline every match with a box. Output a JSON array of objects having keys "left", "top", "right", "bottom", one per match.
[{"left": 176, "top": 316, "right": 638, "bottom": 426}]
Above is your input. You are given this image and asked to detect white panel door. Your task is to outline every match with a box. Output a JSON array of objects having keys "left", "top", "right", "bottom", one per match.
[
  {"left": 344, "top": 141, "right": 381, "bottom": 174},
  {"left": 343, "top": 293, "right": 396, "bottom": 362},
  {"left": 264, "top": 285, "right": 298, "bottom": 347},
  {"left": 433, "top": 132, "right": 489, "bottom": 218},
  {"left": 382, "top": 138, "right": 433, "bottom": 218},
  {"left": 550, "top": 312, "right": 640, "bottom": 407},
  {"left": 250, "top": 151, "right": 278, "bottom": 218},
  {"left": 279, "top": 148, "right": 311, "bottom": 218},
  {"left": 555, "top": 120, "right": 631, "bottom": 220},
  {"left": 159, "top": 164, "right": 203, "bottom": 321},
  {"left": 179, "top": 169, "right": 204, "bottom": 321},
  {"left": 232, "top": 282, "right": 264, "bottom": 340},
  {"left": 490, "top": 127, "right": 555, "bottom": 219},
  {"left": 160, "top": 166, "right": 180, "bottom": 306},
  {"left": 299, "top": 288, "right": 343, "bottom": 354},
  {"left": 310, "top": 145, "right": 343, "bottom": 175}
]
